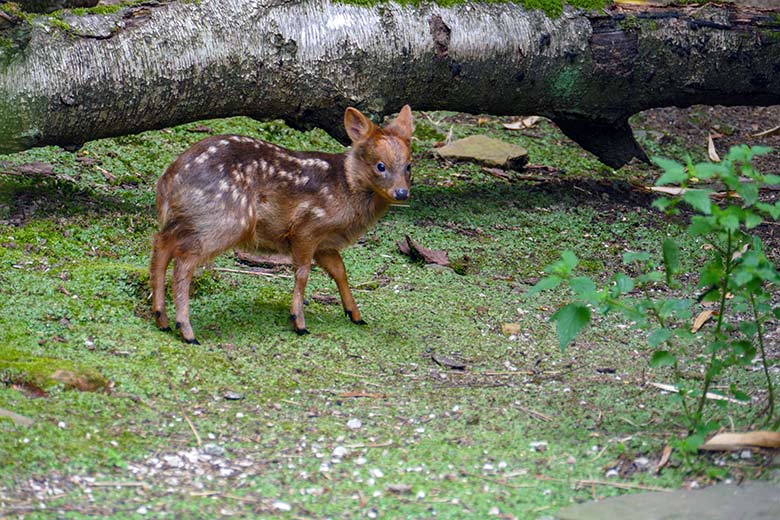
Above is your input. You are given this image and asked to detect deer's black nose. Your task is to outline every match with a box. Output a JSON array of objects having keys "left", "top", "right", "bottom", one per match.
[{"left": 393, "top": 188, "right": 409, "bottom": 201}]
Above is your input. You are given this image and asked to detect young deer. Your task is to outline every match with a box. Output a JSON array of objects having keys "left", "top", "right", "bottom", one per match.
[{"left": 150, "top": 106, "right": 413, "bottom": 344}]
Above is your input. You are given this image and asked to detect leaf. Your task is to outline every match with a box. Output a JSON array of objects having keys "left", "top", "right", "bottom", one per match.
[
  {"left": 622, "top": 251, "right": 650, "bottom": 264},
  {"left": 527, "top": 275, "right": 561, "bottom": 296},
  {"left": 397, "top": 236, "right": 450, "bottom": 266},
  {"left": 613, "top": 272, "right": 634, "bottom": 294},
  {"left": 736, "top": 182, "right": 759, "bottom": 206},
  {"left": 502, "top": 116, "right": 541, "bottom": 130},
  {"left": 569, "top": 276, "right": 598, "bottom": 300},
  {"left": 561, "top": 250, "right": 578, "bottom": 270},
  {"left": 700, "top": 432, "right": 780, "bottom": 451},
  {"left": 662, "top": 239, "right": 680, "bottom": 284},
  {"left": 707, "top": 134, "right": 720, "bottom": 162},
  {"left": 744, "top": 212, "right": 763, "bottom": 230},
  {"left": 648, "top": 328, "right": 673, "bottom": 347},
  {"left": 720, "top": 214, "right": 739, "bottom": 232},
  {"left": 653, "top": 157, "right": 687, "bottom": 185},
  {"left": 682, "top": 189, "right": 713, "bottom": 214},
  {"left": 650, "top": 351, "right": 676, "bottom": 368},
  {"left": 691, "top": 309, "right": 715, "bottom": 333},
  {"left": 551, "top": 303, "right": 591, "bottom": 351}
]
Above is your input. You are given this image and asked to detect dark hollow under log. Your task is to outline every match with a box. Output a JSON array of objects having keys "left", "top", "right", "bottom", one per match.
[{"left": 1, "top": 0, "right": 779, "bottom": 167}]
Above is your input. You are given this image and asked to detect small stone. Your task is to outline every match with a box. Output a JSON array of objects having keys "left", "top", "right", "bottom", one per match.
[
  {"left": 634, "top": 456, "right": 650, "bottom": 469},
  {"left": 605, "top": 469, "right": 619, "bottom": 478},
  {"left": 489, "top": 506, "right": 500, "bottom": 515},
  {"left": 369, "top": 468, "right": 384, "bottom": 478},
  {"left": 332, "top": 446, "right": 347, "bottom": 459},
  {"left": 136, "top": 506, "right": 148, "bottom": 515},
  {"left": 436, "top": 135, "right": 529, "bottom": 171},
  {"left": 530, "top": 441, "right": 548, "bottom": 452},
  {"left": 416, "top": 490, "right": 426, "bottom": 499},
  {"left": 223, "top": 391, "right": 244, "bottom": 400},
  {"left": 272, "top": 501, "right": 291, "bottom": 512},
  {"left": 347, "top": 418, "right": 362, "bottom": 429},
  {"left": 566, "top": 456, "right": 577, "bottom": 465},
  {"left": 386, "top": 483, "right": 412, "bottom": 494},
  {"left": 367, "top": 508, "right": 378, "bottom": 519},
  {"left": 740, "top": 450, "right": 753, "bottom": 460},
  {"left": 355, "top": 456, "right": 367, "bottom": 465},
  {"left": 202, "top": 443, "right": 225, "bottom": 457}
]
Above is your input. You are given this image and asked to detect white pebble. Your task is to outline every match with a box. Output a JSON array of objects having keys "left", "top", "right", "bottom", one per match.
[
  {"left": 347, "top": 418, "right": 362, "bottom": 429},
  {"left": 369, "top": 468, "right": 384, "bottom": 478},
  {"left": 332, "top": 446, "right": 347, "bottom": 458},
  {"left": 136, "top": 506, "right": 148, "bottom": 515},
  {"left": 272, "top": 501, "right": 291, "bottom": 512}
]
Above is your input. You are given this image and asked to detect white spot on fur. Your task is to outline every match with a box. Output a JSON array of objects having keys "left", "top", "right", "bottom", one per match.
[
  {"left": 311, "top": 207, "right": 326, "bottom": 219},
  {"left": 219, "top": 139, "right": 230, "bottom": 146},
  {"left": 268, "top": 164, "right": 276, "bottom": 176},
  {"left": 240, "top": 194, "right": 248, "bottom": 207},
  {"left": 195, "top": 153, "right": 208, "bottom": 165},
  {"left": 231, "top": 191, "right": 240, "bottom": 202},
  {"left": 219, "top": 180, "right": 230, "bottom": 192},
  {"left": 208, "top": 145, "right": 217, "bottom": 154},
  {"left": 295, "top": 176, "right": 309, "bottom": 187}
]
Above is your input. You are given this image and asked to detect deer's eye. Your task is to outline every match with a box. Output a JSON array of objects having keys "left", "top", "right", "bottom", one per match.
[{"left": 376, "top": 162, "right": 386, "bottom": 173}]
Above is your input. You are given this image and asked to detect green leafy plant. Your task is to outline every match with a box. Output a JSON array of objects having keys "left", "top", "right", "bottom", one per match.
[{"left": 530, "top": 145, "right": 780, "bottom": 446}]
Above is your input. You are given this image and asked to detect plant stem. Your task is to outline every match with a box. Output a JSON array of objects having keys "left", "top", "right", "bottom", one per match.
[
  {"left": 750, "top": 292, "right": 776, "bottom": 425},
  {"left": 693, "top": 229, "right": 733, "bottom": 428}
]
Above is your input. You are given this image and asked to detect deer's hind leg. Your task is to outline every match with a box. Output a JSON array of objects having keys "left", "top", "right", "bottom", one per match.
[{"left": 150, "top": 232, "right": 175, "bottom": 331}]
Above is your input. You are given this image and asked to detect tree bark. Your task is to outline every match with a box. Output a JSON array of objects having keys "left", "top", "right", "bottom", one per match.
[{"left": 1, "top": 0, "right": 779, "bottom": 167}]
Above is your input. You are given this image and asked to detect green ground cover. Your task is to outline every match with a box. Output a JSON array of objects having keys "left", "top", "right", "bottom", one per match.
[{"left": 0, "top": 111, "right": 775, "bottom": 518}]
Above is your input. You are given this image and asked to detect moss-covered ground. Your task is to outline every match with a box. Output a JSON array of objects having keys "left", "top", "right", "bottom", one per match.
[{"left": 0, "top": 110, "right": 777, "bottom": 518}]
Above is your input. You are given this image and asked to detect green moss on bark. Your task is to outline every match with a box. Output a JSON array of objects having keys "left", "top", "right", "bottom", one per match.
[{"left": 337, "top": 0, "right": 609, "bottom": 18}]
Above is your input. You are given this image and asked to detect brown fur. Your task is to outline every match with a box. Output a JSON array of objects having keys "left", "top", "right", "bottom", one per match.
[{"left": 150, "top": 106, "right": 414, "bottom": 342}]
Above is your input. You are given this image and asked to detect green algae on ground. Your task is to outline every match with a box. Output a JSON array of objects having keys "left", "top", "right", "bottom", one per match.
[{"left": 0, "top": 346, "right": 108, "bottom": 392}]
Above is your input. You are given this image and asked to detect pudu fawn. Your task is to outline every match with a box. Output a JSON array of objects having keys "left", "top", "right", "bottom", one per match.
[{"left": 150, "top": 106, "right": 413, "bottom": 343}]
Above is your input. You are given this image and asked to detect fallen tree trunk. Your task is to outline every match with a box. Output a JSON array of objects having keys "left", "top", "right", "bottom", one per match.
[{"left": 1, "top": 0, "right": 779, "bottom": 167}]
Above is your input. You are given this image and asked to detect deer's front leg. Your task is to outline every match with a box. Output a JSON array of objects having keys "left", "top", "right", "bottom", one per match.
[
  {"left": 290, "top": 244, "right": 315, "bottom": 335},
  {"left": 315, "top": 249, "right": 364, "bottom": 325}
]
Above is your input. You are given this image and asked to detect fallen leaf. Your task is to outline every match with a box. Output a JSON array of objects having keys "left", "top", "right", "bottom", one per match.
[
  {"left": 501, "top": 323, "right": 521, "bottom": 336},
  {"left": 477, "top": 116, "right": 490, "bottom": 126},
  {"left": 707, "top": 134, "right": 720, "bottom": 162},
  {"left": 431, "top": 352, "right": 466, "bottom": 370},
  {"left": 648, "top": 382, "right": 748, "bottom": 405},
  {"left": 396, "top": 236, "right": 450, "bottom": 266},
  {"left": 96, "top": 166, "right": 116, "bottom": 182},
  {"left": 691, "top": 309, "right": 715, "bottom": 333},
  {"left": 503, "top": 116, "right": 541, "bottom": 130},
  {"left": 700, "top": 431, "right": 780, "bottom": 451},
  {"left": 732, "top": 243, "right": 749, "bottom": 261},
  {"left": 750, "top": 124, "right": 780, "bottom": 138},
  {"left": 654, "top": 445, "right": 672, "bottom": 474}
]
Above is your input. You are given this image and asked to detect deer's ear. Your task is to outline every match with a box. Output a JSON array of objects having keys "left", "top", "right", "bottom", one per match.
[
  {"left": 385, "top": 105, "right": 414, "bottom": 141},
  {"left": 344, "top": 107, "right": 375, "bottom": 143}
]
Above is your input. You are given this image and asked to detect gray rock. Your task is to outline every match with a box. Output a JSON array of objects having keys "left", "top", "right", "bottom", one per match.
[
  {"left": 436, "top": 135, "right": 529, "bottom": 171},
  {"left": 556, "top": 481, "right": 780, "bottom": 520}
]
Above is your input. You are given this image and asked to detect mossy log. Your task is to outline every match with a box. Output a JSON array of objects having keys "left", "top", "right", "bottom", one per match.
[{"left": 1, "top": 0, "right": 779, "bottom": 167}]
